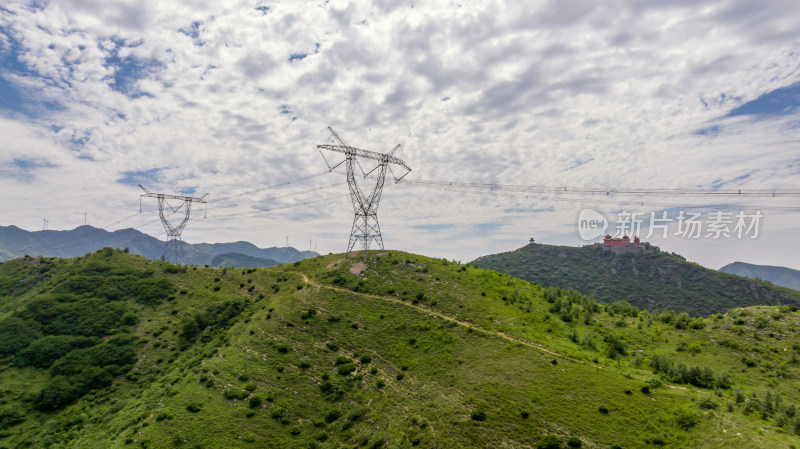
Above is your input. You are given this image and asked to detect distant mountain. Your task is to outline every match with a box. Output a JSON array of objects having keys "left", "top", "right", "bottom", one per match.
[
  {"left": 720, "top": 262, "right": 800, "bottom": 291},
  {"left": 192, "top": 242, "right": 316, "bottom": 265},
  {"left": 471, "top": 243, "right": 800, "bottom": 316},
  {"left": 210, "top": 252, "right": 280, "bottom": 268},
  {"left": 0, "top": 225, "right": 318, "bottom": 267}
]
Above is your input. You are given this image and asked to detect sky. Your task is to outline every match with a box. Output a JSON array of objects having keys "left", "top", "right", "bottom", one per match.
[{"left": 1, "top": 0, "right": 800, "bottom": 270}]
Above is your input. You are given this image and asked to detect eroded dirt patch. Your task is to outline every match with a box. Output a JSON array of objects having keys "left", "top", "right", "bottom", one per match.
[
  {"left": 350, "top": 262, "right": 367, "bottom": 275},
  {"left": 326, "top": 259, "right": 344, "bottom": 270}
]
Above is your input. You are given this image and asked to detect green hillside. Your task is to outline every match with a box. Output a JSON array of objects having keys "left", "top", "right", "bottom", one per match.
[
  {"left": 210, "top": 252, "right": 280, "bottom": 268},
  {"left": 471, "top": 243, "right": 800, "bottom": 316},
  {"left": 1, "top": 249, "right": 800, "bottom": 448}
]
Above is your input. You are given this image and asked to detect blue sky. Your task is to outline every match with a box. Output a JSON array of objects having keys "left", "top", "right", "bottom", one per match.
[{"left": 1, "top": 0, "right": 800, "bottom": 269}]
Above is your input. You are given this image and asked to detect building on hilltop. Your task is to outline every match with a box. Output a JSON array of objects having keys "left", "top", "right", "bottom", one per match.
[{"left": 599, "top": 235, "right": 646, "bottom": 251}]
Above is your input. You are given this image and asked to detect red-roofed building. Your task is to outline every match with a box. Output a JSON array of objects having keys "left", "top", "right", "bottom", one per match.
[{"left": 601, "top": 235, "right": 646, "bottom": 251}]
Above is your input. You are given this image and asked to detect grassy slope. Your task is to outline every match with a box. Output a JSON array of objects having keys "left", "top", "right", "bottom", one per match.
[
  {"left": 0, "top": 250, "right": 798, "bottom": 448},
  {"left": 471, "top": 243, "right": 800, "bottom": 316}
]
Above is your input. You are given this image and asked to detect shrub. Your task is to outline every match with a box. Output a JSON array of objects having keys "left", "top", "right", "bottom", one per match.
[
  {"left": 298, "top": 356, "right": 311, "bottom": 369},
  {"left": 360, "top": 355, "right": 372, "bottom": 364},
  {"left": 0, "top": 318, "right": 41, "bottom": 357},
  {"left": 179, "top": 319, "right": 200, "bottom": 344},
  {"left": 335, "top": 356, "right": 351, "bottom": 365},
  {"left": 396, "top": 373, "right": 404, "bottom": 381},
  {"left": 598, "top": 405, "right": 609, "bottom": 414},
  {"left": 649, "top": 354, "right": 718, "bottom": 388},
  {"left": 16, "top": 335, "right": 97, "bottom": 368},
  {"left": 699, "top": 398, "right": 718, "bottom": 410},
  {"left": 675, "top": 411, "right": 699, "bottom": 430},
  {"left": 347, "top": 406, "right": 367, "bottom": 422},
  {"left": 186, "top": 403, "right": 202, "bottom": 413},
  {"left": 537, "top": 435, "right": 562, "bottom": 449},
  {"left": 224, "top": 389, "right": 248, "bottom": 400},
  {"left": 0, "top": 409, "right": 26, "bottom": 429},
  {"left": 121, "top": 312, "right": 139, "bottom": 325},
  {"left": 338, "top": 363, "right": 356, "bottom": 375},
  {"left": 249, "top": 396, "right": 262, "bottom": 408},
  {"left": 34, "top": 376, "right": 80, "bottom": 410},
  {"left": 324, "top": 410, "right": 342, "bottom": 423},
  {"left": 567, "top": 436, "right": 582, "bottom": 448},
  {"left": 271, "top": 407, "right": 284, "bottom": 419},
  {"left": 470, "top": 410, "right": 486, "bottom": 421},
  {"left": 605, "top": 333, "right": 627, "bottom": 359},
  {"left": 376, "top": 379, "right": 385, "bottom": 389}
]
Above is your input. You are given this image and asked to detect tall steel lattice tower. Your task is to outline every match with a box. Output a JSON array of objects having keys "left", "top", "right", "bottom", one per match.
[
  {"left": 318, "top": 127, "right": 411, "bottom": 260},
  {"left": 139, "top": 185, "right": 208, "bottom": 265}
]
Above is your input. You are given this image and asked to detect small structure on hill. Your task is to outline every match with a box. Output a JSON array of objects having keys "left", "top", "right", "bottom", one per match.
[{"left": 599, "top": 235, "right": 646, "bottom": 252}]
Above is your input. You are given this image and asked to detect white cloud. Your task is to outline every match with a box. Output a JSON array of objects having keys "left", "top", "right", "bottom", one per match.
[{"left": 0, "top": 0, "right": 799, "bottom": 269}]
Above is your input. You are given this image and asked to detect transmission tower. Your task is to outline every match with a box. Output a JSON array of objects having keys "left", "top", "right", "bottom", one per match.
[
  {"left": 318, "top": 127, "right": 411, "bottom": 261},
  {"left": 139, "top": 185, "right": 208, "bottom": 265}
]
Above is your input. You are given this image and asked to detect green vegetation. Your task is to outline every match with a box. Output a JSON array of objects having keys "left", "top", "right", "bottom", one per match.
[
  {"left": 471, "top": 242, "right": 800, "bottom": 316},
  {"left": 0, "top": 248, "right": 799, "bottom": 448}
]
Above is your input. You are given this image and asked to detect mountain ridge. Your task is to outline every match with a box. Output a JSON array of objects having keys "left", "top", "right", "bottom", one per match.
[
  {"left": 720, "top": 261, "right": 800, "bottom": 291},
  {"left": 0, "top": 225, "right": 317, "bottom": 266}
]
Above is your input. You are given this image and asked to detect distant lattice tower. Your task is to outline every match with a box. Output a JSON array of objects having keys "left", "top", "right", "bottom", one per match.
[
  {"left": 318, "top": 127, "right": 411, "bottom": 261},
  {"left": 139, "top": 185, "right": 208, "bottom": 265}
]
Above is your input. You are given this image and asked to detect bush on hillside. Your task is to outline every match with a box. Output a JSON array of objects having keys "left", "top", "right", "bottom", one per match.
[
  {"left": 16, "top": 335, "right": 97, "bottom": 368},
  {"left": 0, "top": 317, "right": 41, "bottom": 357},
  {"left": 537, "top": 435, "right": 562, "bottom": 449}
]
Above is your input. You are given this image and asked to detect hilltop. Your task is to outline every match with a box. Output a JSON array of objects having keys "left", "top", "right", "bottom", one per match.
[
  {"left": 1, "top": 249, "right": 800, "bottom": 448},
  {"left": 720, "top": 262, "right": 800, "bottom": 291},
  {"left": 470, "top": 243, "right": 800, "bottom": 316},
  {"left": 0, "top": 225, "right": 317, "bottom": 266}
]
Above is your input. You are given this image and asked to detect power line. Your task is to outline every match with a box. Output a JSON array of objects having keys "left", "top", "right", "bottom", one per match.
[
  {"left": 395, "top": 178, "right": 800, "bottom": 198},
  {"left": 396, "top": 181, "right": 800, "bottom": 212},
  {"left": 210, "top": 169, "right": 333, "bottom": 203},
  {"left": 201, "top": 194, "right": 349, "bottom": 220},
  {"left": 210, "top": 183, "right": 341, "bottom": 211}
]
